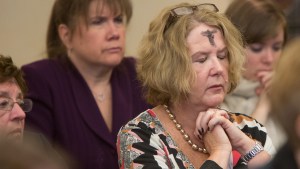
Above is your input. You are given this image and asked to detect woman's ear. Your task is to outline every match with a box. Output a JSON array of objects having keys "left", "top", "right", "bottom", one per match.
[{"left": 58, "top": 24, "right": 72, "bottom": 50}]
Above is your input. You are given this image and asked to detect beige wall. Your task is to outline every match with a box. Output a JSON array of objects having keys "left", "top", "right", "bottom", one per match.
[
  {"left": 0, "top": 0, "right": 54, "bottom": 67},
  {"left": 0, "top": 0, "right": 231, "bottom": 67}
]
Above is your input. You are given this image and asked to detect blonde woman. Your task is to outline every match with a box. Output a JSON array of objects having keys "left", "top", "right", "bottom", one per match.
[{"left": 117, "top": 2, "right": 274, "bottom": 169}]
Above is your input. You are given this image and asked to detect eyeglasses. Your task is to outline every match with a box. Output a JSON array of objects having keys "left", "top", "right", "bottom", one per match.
[
  {"left": 0, "top": 97, "right": 33, "bottom": 113},
  {"left": 163, "top": 3, "right": 219, "bottom": 34}
]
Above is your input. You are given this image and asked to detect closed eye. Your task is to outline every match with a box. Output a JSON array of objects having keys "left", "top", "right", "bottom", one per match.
[
  {"left": 90, "top": 16, "right": 106, "bottom": 25},
  {"left": 217, "top": 52, "right": 228, "bottom": 60},
  {"left": 217, "top": 48, "right": 228, "bottom": 60},
  {"left": 249, "top": 44, "right": 263, "bottom": 53},
  {"left": 194, "top": 55, "right": 208, "bottom": 63}
]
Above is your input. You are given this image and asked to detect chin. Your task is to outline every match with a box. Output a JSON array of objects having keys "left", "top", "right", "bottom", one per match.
[
  {"left": 205, "top": 96, "right": 224, "bottom": 107},
  {"left": 106, "top": 55, "right": 124, "bottom": 66}
]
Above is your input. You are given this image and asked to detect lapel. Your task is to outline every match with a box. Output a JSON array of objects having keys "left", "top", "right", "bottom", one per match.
[
  {"left": 110, "top": 64, "right": 133, "bottom": 138},
  {"left": 66, "top": 64, "right": 115, "bottom": 148}
]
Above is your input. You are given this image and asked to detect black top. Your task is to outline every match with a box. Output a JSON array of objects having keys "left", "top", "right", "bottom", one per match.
[{"left": 259, "top": 143, "right": 298, "bottom": 169}]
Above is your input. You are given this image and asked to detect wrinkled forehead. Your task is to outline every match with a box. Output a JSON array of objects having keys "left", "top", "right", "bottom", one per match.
[
  {"left": 0, "top": 79, "right": 22, "bottom": 98},
  {"left": 187, "top": 23, "right": 224, "bottom": 46},
  {"left": 75, "top": 0, "right": 124, "bottom": 27},
  {"left": 88, "top": 0, "right": 123, "bottom": 16}
]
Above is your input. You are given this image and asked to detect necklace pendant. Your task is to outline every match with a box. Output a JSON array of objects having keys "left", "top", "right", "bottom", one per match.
[{"left": 98, "top": 94, "right": 105, "bottom": 102}]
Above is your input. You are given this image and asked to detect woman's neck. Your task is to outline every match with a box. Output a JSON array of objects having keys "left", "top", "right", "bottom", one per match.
[
  {"left": 168, "top": 102, "right": 208, "bottom": 130},
  {"left": 68, "top": 54, "right": 113, "bottom": 86}
]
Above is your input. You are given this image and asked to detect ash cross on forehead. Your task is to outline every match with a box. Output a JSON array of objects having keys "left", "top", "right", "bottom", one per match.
[{"left": 201, "top": 29, "right": 217, "bottom": 46}]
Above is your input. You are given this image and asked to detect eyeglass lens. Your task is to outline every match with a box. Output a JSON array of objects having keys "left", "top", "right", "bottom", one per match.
[
  {"left": 164, "top": 4, "right": 218, "bottom": 34},
  {"left": 0, "top": 98, "right": 33, "bottom": 112},
  {"left": 173, "top": 7, "right": 193, "bottom": 16},
  {"left": 20, "top": 99, "right": 33, "bottom": 112}
]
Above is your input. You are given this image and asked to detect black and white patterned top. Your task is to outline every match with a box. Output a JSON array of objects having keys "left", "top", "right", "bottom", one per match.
[{"left": 117, "top": 109, "right": 275, "bottom": 169}]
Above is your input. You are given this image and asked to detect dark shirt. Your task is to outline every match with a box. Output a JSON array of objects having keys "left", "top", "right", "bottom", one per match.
[
  {"left": 21, "top": 57, "right": 150, "bottom": 169},
  {"left": 259, "top": 143, "right": 298, "bottom": 169}
]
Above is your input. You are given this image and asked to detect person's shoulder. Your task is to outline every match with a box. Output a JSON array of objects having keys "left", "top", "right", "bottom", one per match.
[
  {"left": 228, "top": 112, "right": 265, "bottom": 132},
  {"left": 22, "top": 58, "right": 59, "bottom": 70},
  {"left": 229, "top": 112, "right": 256, "bottom": 123},
  {"left": 229, "top": 112, "right": 270, "bottom": 146},
  {"left": 21, "top": 58, "right": 66, "bottom": 78},
  {"left": 21, "top": 58, "right": 69, "bottom": 80},
  {"left": 113, "top": 57, "right": 139, "bottom": 81},
  {"left": 119, "top": 109, "right": 158, "bottom": 135},
  {"left": 122, "top": 110, "right": 153, "bottom": 127},
  {"left": 117, "top": 57, "right": 137, "bottom": 71},
  {"left": 122, "top": 56, "right": 136, "bottom": 65}
]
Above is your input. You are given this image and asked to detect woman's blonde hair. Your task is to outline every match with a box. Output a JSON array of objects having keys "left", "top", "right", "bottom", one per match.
[{"left": 137, "top": 2, "right": 245, "bottom": 106}]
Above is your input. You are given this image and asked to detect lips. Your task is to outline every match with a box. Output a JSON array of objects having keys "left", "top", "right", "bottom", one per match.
[
  {"left": 208, "top": 84, "right": 224, "bottom": 90},
  {"left": 103, "top": 47, "right": 122, "bottom": 53}
]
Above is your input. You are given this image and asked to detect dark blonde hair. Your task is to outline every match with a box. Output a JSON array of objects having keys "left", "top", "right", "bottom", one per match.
[
  {"left": 0, "top": 54, "right": 27, "bottom": 94},
  {"left": 137, "top": 3, "right": 245, "bottom": 106},
  {"left": 47, "top": 0, "right": 132, "bottom": 59},
  {"left": 225, "top": 0, "right": 287, "bottom": 45},
  {"left": 270, "top": 38, "right": 300, "bottom": 149}
]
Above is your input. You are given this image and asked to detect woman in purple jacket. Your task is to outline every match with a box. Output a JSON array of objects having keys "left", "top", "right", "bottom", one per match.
[{"left": 21, "top": 0, "right": 149, "bottom": 169}]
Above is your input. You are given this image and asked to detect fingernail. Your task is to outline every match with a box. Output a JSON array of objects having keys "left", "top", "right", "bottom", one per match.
[
  {"left": 198, "top": 129, "right": 202, "bottom": 135},
  {"left": 198, "top": 134, "right": 202, "bottom": 140}
]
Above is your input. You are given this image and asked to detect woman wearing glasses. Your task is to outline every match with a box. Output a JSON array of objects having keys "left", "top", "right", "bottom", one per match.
[
  {"left": 117, "top": 2, "right": 274, "bottom": 169},
  {"left": 0, "top": 54, "right": 32, "bottom": 142},
  {"left": 0, "top": 54, "right": 71, "bottom": 169}
]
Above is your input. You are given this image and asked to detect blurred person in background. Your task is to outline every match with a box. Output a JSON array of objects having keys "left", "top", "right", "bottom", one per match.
[
  {"left": 21, "top": 0, "right": 149, "bottom": 169},
  {"left": 262, "top": 38, "right": 300, "bottom": 169},
  {"left": 222, "top": 0, "right": 287, "bottom": 150}
]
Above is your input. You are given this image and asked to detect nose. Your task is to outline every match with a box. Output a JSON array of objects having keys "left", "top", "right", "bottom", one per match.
[
  {"left": 107, "top": 21, "right": 120, "bottom": 40},
  {"left": 211, "top": 58, "right": 224, "bottom": 76},
  {"left": 262, "top": 48, "right": 275, "bottom": 65},
  {"left": 10, "top": 103, "right": 26, "bottom": 121}
]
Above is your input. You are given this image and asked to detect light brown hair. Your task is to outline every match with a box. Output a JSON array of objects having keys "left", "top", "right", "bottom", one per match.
[{"left": 225, "top": 0, "right": 287, "bottom": 45}]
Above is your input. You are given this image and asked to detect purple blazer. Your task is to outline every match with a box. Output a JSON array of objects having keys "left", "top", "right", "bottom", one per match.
[{"left": 21, "top": 57, "right": 150, "bottom": 169}]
